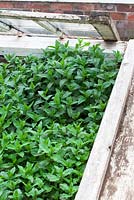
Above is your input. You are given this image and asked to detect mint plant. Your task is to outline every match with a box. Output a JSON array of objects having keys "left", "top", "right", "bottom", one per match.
[{"left": 0, "top": 39, "right": 122, "bottom": 199}]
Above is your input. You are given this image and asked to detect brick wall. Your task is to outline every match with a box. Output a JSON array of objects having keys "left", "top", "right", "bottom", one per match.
[{"left": 0, "top": 1, "right": 134, "bottom": 40}]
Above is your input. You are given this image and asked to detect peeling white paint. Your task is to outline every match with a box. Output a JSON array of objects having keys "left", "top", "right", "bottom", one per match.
[{"left": 100, "top": 78, "right": 134, "bottom": 200}]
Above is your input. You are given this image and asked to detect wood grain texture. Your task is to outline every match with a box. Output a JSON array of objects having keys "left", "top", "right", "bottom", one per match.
[
  {"left": 75, "top": 40, "right": 134, "bottom": 200},
  {"left": 0, "top": 35, "right": 127, "bottom": 56},
  {"left": 0, "top": 10, "right": 120, "bottom": 41},
  {"left": 100, "top": 72, "right": 134, "bottom": 199},
  {"left": 0, "top": 10, "right": 90, "bottom": 23}
]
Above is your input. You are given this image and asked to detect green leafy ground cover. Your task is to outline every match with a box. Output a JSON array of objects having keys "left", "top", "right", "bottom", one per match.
[{"left": 0, "top": 40, "right": 122, "bottom": 199}]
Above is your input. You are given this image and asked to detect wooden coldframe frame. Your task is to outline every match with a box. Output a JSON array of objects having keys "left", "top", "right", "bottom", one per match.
[
  {"left": 0, "top": 8, "right": 132, "bottom": 199},
  {"left": 75, "top": 40, "right": 134, "bottom": 200},
  {"left": 0, "top": 35, "right": 126, "bottom": 56},
  {"left": 0, "top": 10, "right": 120, "bottom": 41},
  {"left": 0, "top": 32, "right": 130, "bottom": 199}
]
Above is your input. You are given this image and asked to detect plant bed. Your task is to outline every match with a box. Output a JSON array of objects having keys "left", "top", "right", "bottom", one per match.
[{"left": 0, "top": 39, "right": 122, "bottom": 199}]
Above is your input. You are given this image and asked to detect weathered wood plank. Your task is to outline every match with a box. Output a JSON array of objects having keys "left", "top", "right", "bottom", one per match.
[
  {"left": 0, "top": 35, "right": 126, "bottom": 56},
  {"left": 0, "top": 10, "right": 120, "bottom": 41},
  {"left": 0, "top": 19, "right": 32, "bottom": 36},
  {"left": 75, "top": 40, "right": 134, "bottom": 200},
  {"left": 100, "top": 77, "right": 134, "bottom": 200},
  {"left": 90, "top": 13, "right": 120, "bottom": 41},
  {"left": 34, "top": 20, "right": 67, "bottom": 38},
  {"left": 0, "top": 10, "right": 89, "bottom": 23},
  {"left": 90, "top": 11, "right": 121, "bottom": 40}
]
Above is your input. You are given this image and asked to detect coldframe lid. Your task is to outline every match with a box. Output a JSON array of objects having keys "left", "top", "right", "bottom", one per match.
[
  {"left": 0, "top": 17, "right": 101, "bottom": 39},
  {"left": 0, "top": 8, "right": 126, "bottom": 56},
  {"left": 0, "top": 9, "right": 120, "bottom": 41}
]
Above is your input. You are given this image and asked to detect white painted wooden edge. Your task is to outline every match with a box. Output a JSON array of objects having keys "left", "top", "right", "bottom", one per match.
[
  {"left": 0, "top": 35, "right": 127, "bottom": 56},
  {"left": 0, "top": 10, "right": 89, "bottom": 23},
  {"left": 75, "top": 39, "right": 134, "bottom": 200},
  {"left": 0, "top": 10, "right": 121, "bottom": 41}
]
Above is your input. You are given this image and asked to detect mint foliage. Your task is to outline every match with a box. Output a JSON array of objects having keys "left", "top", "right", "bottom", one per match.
[{"left": 0, "top": 39, "right": 122, "bottom": 199}]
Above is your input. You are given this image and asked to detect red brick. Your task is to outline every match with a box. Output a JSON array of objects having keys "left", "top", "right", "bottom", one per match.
[
  {"left": 73, "top": 3, "right": 95, "bottom": 12},
  {"left": 127, "top": 22, "right": 134, "bottom": 39},
  {"left": 0, "top": 2, "right": 14, "bottom": 9},
  {"left": 116, "top": 20, "right": 134, "bottom": 40},
  {"left": 94, "top": 4, "right": 116, "bottom": 11},
  {"left": 12, "top": 2, "right": 31, "bottom": 10},
  {"left": 27, "top": 3, "right": 50, "bottom": 12},
  {"left": 128, "top": 13, "right": 134, "bottom": 21},
  {"left": 0, "top": 2, "right": 51, "bottom": 12},
  {"left": 117, "top": 4, "right": 134, "bottom": 12},
  {"left": 64, "top": 10, "right": 84, "bottom": 15},
  {"left": 110, "top": 12, "right": 127, "bottom": 20},
  {"left": 12, "top": 2, "right": 50, "bottom": 12},
  {"left": 50, "top": 3, "right": 72, "bottom": 12},
  {"left": 115, "top": 20, "right": 130, "bottom": 40},
  {"left": 127, "top": 21, "right": 134, "bottom": 29}
]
